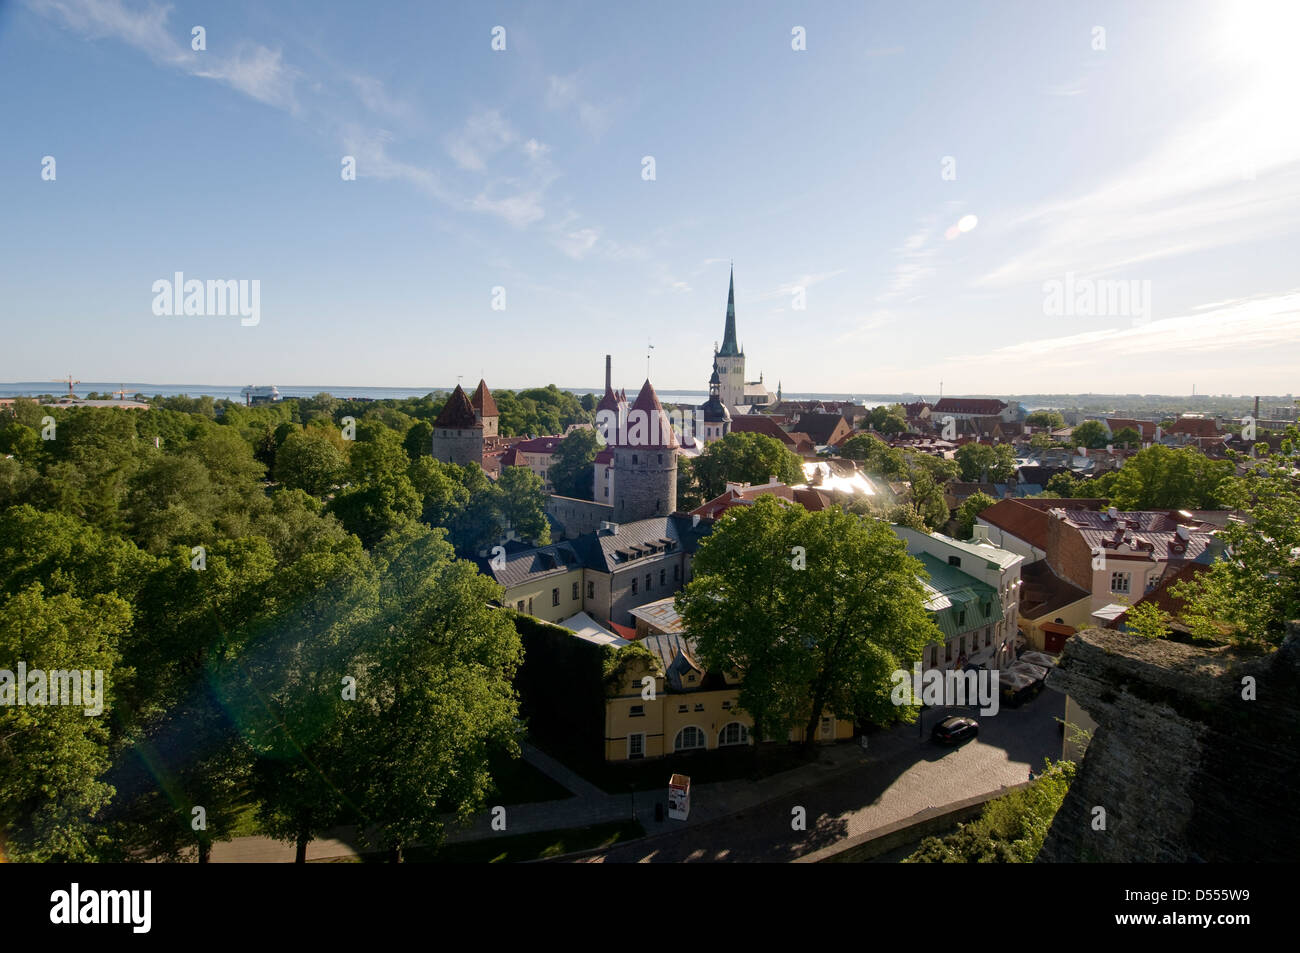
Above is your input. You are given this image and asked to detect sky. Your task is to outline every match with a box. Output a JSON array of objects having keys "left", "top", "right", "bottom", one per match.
[{"left": 2, "top": 0, "right": 1298, "bottom": 396}]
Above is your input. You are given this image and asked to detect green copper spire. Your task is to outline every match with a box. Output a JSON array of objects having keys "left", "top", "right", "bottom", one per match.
[{"left": 718, "top": 265, "right": 742, "bottom": 357}]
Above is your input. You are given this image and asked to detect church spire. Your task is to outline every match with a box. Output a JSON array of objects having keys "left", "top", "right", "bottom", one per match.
[{"left": 718, "top": 265, "right": 741, "bottom": 357}]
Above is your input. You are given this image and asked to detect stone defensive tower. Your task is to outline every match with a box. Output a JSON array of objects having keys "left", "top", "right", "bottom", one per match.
[
  {"left": 431, "top": 383, "right": 483, "bottom": 466},
  {"left": 612, "top": 379, "right": 678, "bottom": 522}
]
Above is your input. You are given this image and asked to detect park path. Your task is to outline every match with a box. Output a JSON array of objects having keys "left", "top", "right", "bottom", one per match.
[{"left": 207, "top": 691, "right": 1063, "bottom": 862}]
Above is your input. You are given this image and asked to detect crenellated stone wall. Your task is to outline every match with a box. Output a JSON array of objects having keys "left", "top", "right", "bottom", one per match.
[{"left": 1038, "top": 624, "right": 1300, "bottom": 862}]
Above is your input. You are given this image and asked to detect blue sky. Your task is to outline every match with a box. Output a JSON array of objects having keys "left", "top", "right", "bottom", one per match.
[{"left": 2, "top": 0, "right": 1298, "bottom": 395}]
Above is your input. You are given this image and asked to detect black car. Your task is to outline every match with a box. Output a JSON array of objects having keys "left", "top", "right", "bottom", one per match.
[{"left": 931, "top": 716, "right": 979, "bottom": 745}]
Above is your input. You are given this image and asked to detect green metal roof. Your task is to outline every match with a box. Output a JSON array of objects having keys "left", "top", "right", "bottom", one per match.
[{"left": 915, "top": 552, "right": 1003, "bottom": 640}]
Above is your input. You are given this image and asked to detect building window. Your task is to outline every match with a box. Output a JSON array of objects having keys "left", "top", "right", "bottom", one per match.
[
  {"left": 631, "top": 454, "right": 638, "bottom": 464},
  {"left": 632, "top": 577, "right": 638, "bottom": 595},
  {"left": 1111, "top": 571, "right": 1131, "bottom": 594},
  {"left": 552, "top": 588, "right": 559, "bottom": 607},
  {"left": 718, "top": 722, "right": 749, "bottom": 746},
  {"left": 674, "top": 565, "right": 681, "bottom": 581},
  {"left": 660, "top": 569, "right": 666, "bottom": 586},
  {"left": 516, "top": 600, "right": 524, "bottom": 611},
  {"left": 721, "top": 700, "right": 732, "bottom": 710},
  {"left": 646, "top": 573, "right": 652, "bottom": 591},
  {"left": 985, "top": 629, "right": 991, "bottom": 647},
  {"left": 587, "top": 581, "right": 594, "bottom": 599},
  {"left": 957, "top": 610, "right": 966, "bottom": 626},
  {"left": 628, "top": 733, "right": 644, "bottom": 759},
  {"left": 946, "top": 642, "right": 953, "bottom": 662},
  {"left": 694, "top": 703, "right": 705, "bottom": 712},
  {"left": 948, "top": 556, "right": 961, "bottom": 567},
  {"left": 687, "top": 673, "right": 696, "bottom": 682},
  {"left": 527, "top": 597, "right": 533, "bottom": 614},
  {"left": 678, "top": 704, "right": 688, "bottom": 713},
  {"left": 674, "top": 726, "right": 706, "bottom": 751},
  {"left": 572, "top": 581, "right": 579, "bottom": 601},
  {"left": 658, "top": 453, "right": 663, "bottom": 464},
  {"left": 629, "top": 705, "right": 644, "bottom": 718}
]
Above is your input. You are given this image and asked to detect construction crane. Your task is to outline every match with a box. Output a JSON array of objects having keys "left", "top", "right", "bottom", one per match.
[
  {"left": 53, "top": 375, "right": 80, "bottom": 399},
  {"left": 112, "top": 386, "right": 129, "bottom": 401}
]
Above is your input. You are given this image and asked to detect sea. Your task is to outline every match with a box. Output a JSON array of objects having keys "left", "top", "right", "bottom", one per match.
[{"left": 0, "top": 381, "right": 901, "bottom": 408}]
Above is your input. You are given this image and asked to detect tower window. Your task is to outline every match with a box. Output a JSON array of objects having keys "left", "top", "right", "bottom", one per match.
[
  {"left": 658, "top": 453, "right": 663, "bottom": 464},
  {"left": 631, "top": 454, "right": 638, "bottom": 464}
]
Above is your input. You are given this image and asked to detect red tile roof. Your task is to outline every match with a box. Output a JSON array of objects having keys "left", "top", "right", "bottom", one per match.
[
  {"left": 434, "top": 385, "right": 478, "bottom": 429},
  {"left": 980, "top": 499, "right": 1051, "bottom": 550},
  {"left": 730, "top": 414, "right": 797, "bottom": 446},
  {"left": 1169, "top": 416, "right": 1220, "bottom": 438},
  {"left": 470, "top": 379, "right": 498, "bottom": 417},
  {"left": 933, "top": 398, "right": 1008, "bottom": 416},
  {"left": 618, "top": 379, "right": 679, "bottom": 449}
]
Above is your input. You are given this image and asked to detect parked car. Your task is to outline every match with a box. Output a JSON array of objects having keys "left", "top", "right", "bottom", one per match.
[{"left": 931, "top": 716, "right": 979, "bottom": 745}]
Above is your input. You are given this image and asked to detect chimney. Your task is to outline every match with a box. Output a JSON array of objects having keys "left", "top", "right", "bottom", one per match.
[
  {"left": 1107, "top": 506, "right": 1119, "bottom": 520},
  {"left": 605, "top": 354, "right": 612, "bottom": 392},
  {"left": 600, "top": 521, "right": 619, "bottom": 535},
  {"left": 972, "top": 524, "right": 990, "bottom": 543}
]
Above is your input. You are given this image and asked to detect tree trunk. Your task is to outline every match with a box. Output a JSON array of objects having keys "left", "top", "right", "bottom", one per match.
[
  {"left": 295, "top": 834, "right": 308, "bottom": 863},
  {"left": 387, "top": 843, "right": 403, "bottom": 864},
  {"left": 197, "top": 840, "right": 211, "bottom": 864}
]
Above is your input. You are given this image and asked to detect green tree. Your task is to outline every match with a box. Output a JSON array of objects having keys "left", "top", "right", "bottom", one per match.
[
  {"left": 956, "top": 491, "right": 997, "bottom": 540},
  {"left": 1109, "top": 444, "right": 1231, "bottom": 510},
  {"left": 402, "top": 420, "right": 434, "bottom": 462},
  {"left": 0, "top": 585, "right": 130, "bottom": 861},
  {"left": 1111, "top": 426, "right": 1142, "bottom": 449},
  {"left": 1124, "top": 600, "right": 1171, "bottom": 640},
  {"left": 348, "top": 524, "right": 524, "bottom": 860},
  {"left": 1025, "top": 410, "right": 1065, "bottom": 430},
  {"left": 1044, "top": 472, "right": 1079, "bottom": 497},
  {"left": 676, "top": 455, "right": 704, "bottom": 511},
  {"left": 692, "top": 432, "right": 804, "bottom": 500},
  {"left": 1071, "top": 420, "right": 1110, "bottom": 450},
  {"left": 274, "top": 429, "right": 348, "bottom": 496},
  {"left": 1173, "top": 429, "right": 1300, "bottom": 645},
  {"left": 677, "top": 497, "right": 940, "bottom": 753},
  {"left": 548, "top": 428, "right": 601, "bottom": 500},
  {"left": 954, "top": 442, "right": 1016, "bottom": 482}
]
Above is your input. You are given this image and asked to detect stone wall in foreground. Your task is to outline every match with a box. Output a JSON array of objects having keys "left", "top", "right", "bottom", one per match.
[{"left": 1038, "top": 624, "right": 1300, "bottom": 863}]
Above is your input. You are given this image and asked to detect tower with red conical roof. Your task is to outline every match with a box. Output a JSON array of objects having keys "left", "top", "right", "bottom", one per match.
[
  {"left": 432, "top": 383, "right": 483, "bottom": 466},
  {"left": 470, "top": 379, "right": 499, "bottom": 439},
  {"left": 612, "top": 378, "right": 678, "bottom": 521}
]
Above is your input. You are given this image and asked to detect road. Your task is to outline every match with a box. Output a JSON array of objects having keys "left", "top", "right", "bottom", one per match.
[{"left": 565, "top": 688, "right": 1066, "bottom": 862}]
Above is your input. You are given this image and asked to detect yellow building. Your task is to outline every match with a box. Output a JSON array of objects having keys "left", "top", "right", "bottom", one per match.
[{"left": 602, "top": 598, "right": 855, "bottom": 761}]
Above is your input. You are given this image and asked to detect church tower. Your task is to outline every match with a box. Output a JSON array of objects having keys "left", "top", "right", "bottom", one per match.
[
  {"left": 612, "top": 379, "right": 678, "bottom": 522},
  {"left": 715, "top": 266, "right": 745, "bottom": 410},
  {"left": 698, "top": 359, "right": 731, "bottom": 444}
]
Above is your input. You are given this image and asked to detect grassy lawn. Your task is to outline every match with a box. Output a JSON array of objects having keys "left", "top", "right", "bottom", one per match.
[{"left": 394, "top": 820, "right": 645, "bottom": 863}]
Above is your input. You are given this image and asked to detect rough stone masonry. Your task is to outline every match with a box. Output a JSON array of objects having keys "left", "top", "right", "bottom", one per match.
[{"left": 1038, "top": 623, "right": 1300, "bottom": 863}]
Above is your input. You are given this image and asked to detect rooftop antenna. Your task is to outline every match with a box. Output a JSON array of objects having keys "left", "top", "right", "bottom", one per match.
[{"left": 646, "top": 340, "right": 655, "bottom": 380}]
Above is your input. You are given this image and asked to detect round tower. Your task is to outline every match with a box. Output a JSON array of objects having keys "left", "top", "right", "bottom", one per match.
[
  {"left": 431, "top": 384, "right": 483, "bottom": 466},
  {"left": 613, "top": 379, "right": 678, "bottom": 521}
]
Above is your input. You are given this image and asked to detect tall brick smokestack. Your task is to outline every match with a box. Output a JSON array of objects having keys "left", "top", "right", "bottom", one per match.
[{"left": 605, "top": 354, "right": 612, "bottom": 392}]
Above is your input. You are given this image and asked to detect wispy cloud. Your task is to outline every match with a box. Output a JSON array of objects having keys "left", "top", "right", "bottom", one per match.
[
  {"left": 31, "top": 0, "right": 300, "bottom": 111},
  {"left": 444, "top": 110, "right": 517, "bottom": 172},
  {"left": 939, "top": 290, "right": 1300, "bottom": 371}
]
